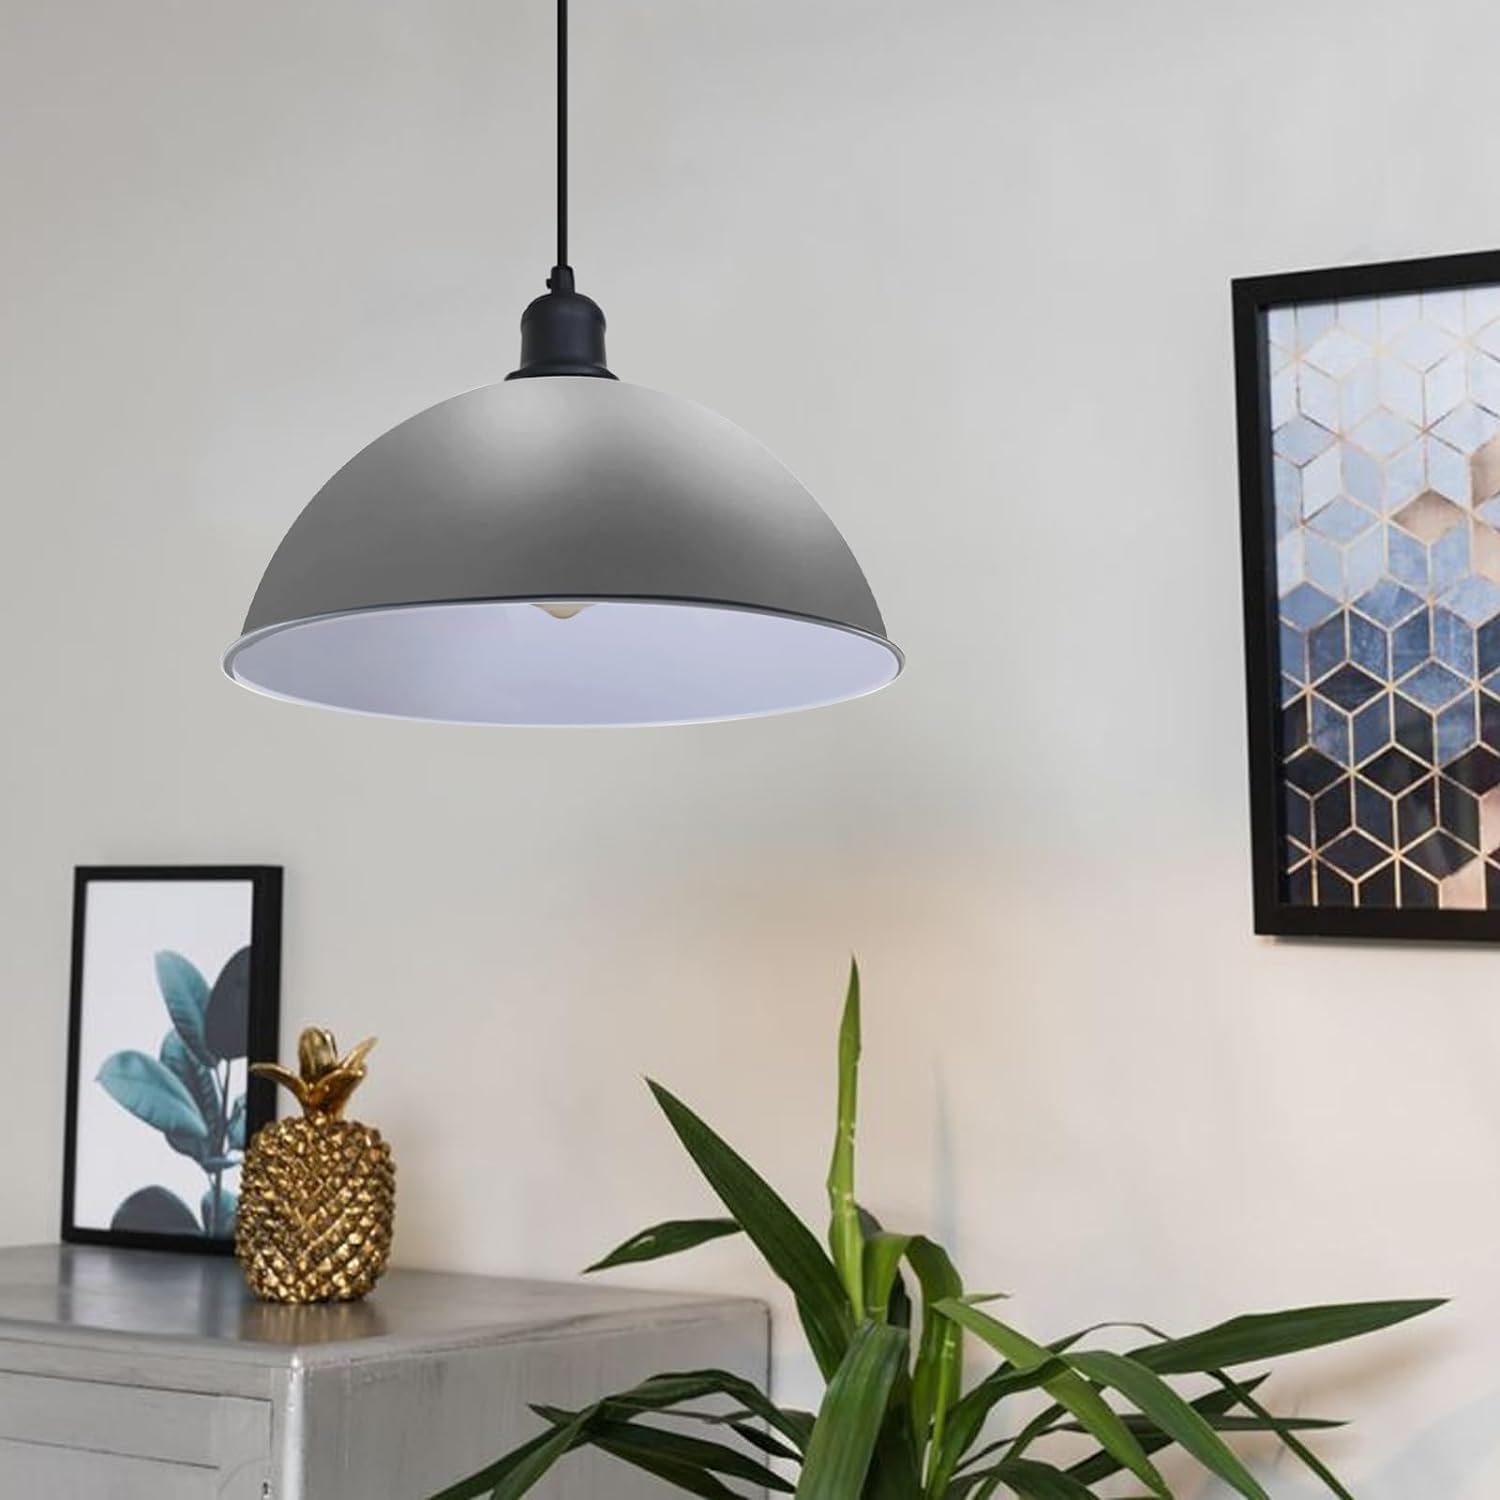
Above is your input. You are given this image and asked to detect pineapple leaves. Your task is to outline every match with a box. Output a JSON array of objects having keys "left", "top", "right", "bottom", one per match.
[
  {"left": 648, "top": 1079, "right": 853, "bottom": 1379},
  {"left": 794, "top": 1322, "right": 909, "bottom": 1500},
  {"left": 251, "top": 1062, "right": 311, "bottom": 1108},
  {"left": 586, "top": 1217, "right": 742, "bottom": 1273}
]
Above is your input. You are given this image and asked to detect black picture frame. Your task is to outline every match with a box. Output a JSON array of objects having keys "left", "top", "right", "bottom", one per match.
[
  {"left": 62, "top": 866, "right": 283, "bottom": 1253},
  {"left": 1235, "top": 249, "right": 1500, "bottom": 940}
]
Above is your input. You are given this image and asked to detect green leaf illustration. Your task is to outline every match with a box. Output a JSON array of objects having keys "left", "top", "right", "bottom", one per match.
[
  {"left": 111, "top": 1186, "right": 201, "bottom": 1235},
  {"left": 160, "top": 1031, "right": 221, "bottom": 1137},
  {"left": 154, "top": 951, "right": 212, "bottom": 1065},
  {"left": 204, "top": 946, "right": 251, "bottom": 1061},
  {"left": 97, "top": 1051, "right": 208, "bottom": 1140}
]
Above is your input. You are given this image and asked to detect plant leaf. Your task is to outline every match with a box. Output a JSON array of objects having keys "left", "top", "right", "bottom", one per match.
[
  {"left": 533, "top": 1406, "right": 792, "bottom": 1493},
  {"left": 648, "top": 1080, "right": 853, "bottom": 1379},
  {"left": 978, "top": 1458, "right": 1097, "bottom": 1499},
  {"left": 111, "top": 1186, "right": 201, "bottom": 1235},
  {"left": 561, "top": 1438, "right": 748, "bottom": 1500},
  {"left": 1203, "top": 1370, "right": 1357, "bottom": 1500},
  {"left": 827, "top": 958, "right": 864, "bottom": 1321},
  {"left": 864, "top": 1232, "right": 912, "bottom": 1326},
  {"left": 154, "top": 951, "right": 213, "bottom": 1065},
  {"left": 907, "top": 1235, "right": 964, "bottom": 1464},
  {"left": 204, "top": 945, "right": 251, "bottom": 1060},
  {"left": 592, "top": 1370, "right": 812, "bottom": 1452},
  {"left": 938, "top": 1362, "right": 1075, "bottom": 1487},
  {"left": 794, "top": 1322, "right": 909, "bottom": 1500},
  {"left": 1070, "top": 1350, "right": 1269, "bottom": 1500},
  {"left": 425, "top": 1367, "right": 806, "bottom": 1500},
  {"left": 586, "top": 1218, "right": 742, "bottom": 1273},
  {"left": 1129, "top": 1301, "right": 1445, "bottom": 1375},
  {"left": 1064, "top": 1374, "right": 1272, "bottom": 1486},
  {"left": 935, "top": 1301, "right": 1168, "bottom": 1500},
  {"left": 97, "top": 1051, "right": 208, "bottom": 1140},
  {"left": 489, "top": 1411, "right": 593, "bottom": 1500}
]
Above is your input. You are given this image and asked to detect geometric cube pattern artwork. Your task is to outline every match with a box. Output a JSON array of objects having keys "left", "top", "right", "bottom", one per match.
[{"left": 1272, "top": 285, "right": 1500, "bottom": 908}]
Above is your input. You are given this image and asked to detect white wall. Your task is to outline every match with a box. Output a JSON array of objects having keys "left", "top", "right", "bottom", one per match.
[{"left": 1, "top": 0, "right": 1496, "bottom": 1491}]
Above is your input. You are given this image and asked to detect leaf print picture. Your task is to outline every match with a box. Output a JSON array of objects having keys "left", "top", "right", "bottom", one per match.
[{"left": 62, "top": 868, "right": 282, "bottom": 1253}]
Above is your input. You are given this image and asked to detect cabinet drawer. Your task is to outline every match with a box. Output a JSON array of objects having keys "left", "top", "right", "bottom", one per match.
[
  {"left": 0, "top": 1369, "right": 269, "bottom": 1468},
  {"left": 0, "top": 1437, "right": 225, "bottom": 1498}
]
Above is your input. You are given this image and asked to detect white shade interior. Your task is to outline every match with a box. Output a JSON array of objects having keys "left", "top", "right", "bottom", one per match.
[{"left": 225, "top": 601, "right": 902, "bottom": 726}]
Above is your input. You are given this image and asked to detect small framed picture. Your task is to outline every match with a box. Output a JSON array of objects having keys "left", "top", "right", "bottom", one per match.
[
  {"left": 1235, "top": 249, "right": 1500, "bottom": 939},
  {"left": 62, "top": 867, "right": 283, "bottom": 1252}
]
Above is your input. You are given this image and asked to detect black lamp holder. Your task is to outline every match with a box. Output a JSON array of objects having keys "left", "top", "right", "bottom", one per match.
[{"left": 507, "top": 0, "right": 615, "bottom": 380}]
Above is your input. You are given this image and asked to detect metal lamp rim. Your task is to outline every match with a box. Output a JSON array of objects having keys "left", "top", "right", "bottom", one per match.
[{"left": 223, "top": 594, "right": 904, "bottom": 728}]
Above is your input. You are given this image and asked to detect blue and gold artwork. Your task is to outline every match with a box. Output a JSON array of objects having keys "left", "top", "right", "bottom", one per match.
[{"left": 1272, "top": 287, "right": 1500, "bottom": 908}]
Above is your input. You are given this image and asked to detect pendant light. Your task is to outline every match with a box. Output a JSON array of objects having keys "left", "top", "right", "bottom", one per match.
[{"left": 222, "top": 0, "right": 901, "bottom": 726}]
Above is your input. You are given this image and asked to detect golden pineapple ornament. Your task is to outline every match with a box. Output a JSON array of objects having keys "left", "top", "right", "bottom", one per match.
[{"left": 236, "top": 1028, "right": 395, "bottom": 1303}]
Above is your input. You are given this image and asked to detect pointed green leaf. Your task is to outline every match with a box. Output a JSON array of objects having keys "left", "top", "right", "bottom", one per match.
[
  {"left": 935, "top": 1301, "right": 1168, "bottom": 1500},
  {"left": 982, "top": 1458, "right": 1096, "bottom": 1499},
  {"left": 489, "top": 1412, "right": 592, "bottom": 1500},
  {"left": 1064, "top": 1374, "right": 1271, "bottom": 1486},
  {"left": 561, "top": 1440, "right": 745, "bottom": 1500},
  {"left": 97, "top": 1051, "right": 208, "bottom": 1140},
  {"left": 426, "top": 1365, "right": 804, "bottom": 1500},
  {"left": 1070, "top": 1350, "right": 1269, "bottom": 1500},
  {"left": 649, "top": 1080, "right": 853, "bottom": 1379},
  {"left": 593, "top": 1369, "right": 812, "bottom": 1452},
  {"left": 585, "top": 1218, "right": 742, "bottom": 1273},
  {"left": 422, "top": 1428, "right": 569, "bottom": 1500},
  {"left": 533, "top": 1406, "right": 792, "bottom": 1492},
  {"left": 1203, "top": 1370, "right": 1356, "bottom": 1500},
  {"left": 154, "top": 951, "right": 213, "bottom": 1065},
  {"left": 1130, "top": 1300, "right": 1444, "bottom": 1375},
  {"left": 827, "top": 959, "right": 864, "bottom": 1321},
  {"left": 795, "top": 1322, "right": 909, "bottom": 1500}
]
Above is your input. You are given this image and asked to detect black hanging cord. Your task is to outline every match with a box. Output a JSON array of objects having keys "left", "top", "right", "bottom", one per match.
[
  {"left": 554, "top": 0, "right": 568, "bottom": 280},
  {"left": 508, "top": 0, "right": 614, "bottom": 377}
]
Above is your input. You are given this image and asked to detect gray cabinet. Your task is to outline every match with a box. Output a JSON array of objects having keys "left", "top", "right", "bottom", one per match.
[{"left": 0, "top": 1245, "right": 768, "bottom": 1498}]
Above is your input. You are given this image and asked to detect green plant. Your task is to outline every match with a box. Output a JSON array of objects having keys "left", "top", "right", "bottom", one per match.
[
  {"left": 97, "top": 947, "right": 251, "bottom": 1237},
  {"left": 429, "top": 963, "right": 1441, "bottom": 1500}
]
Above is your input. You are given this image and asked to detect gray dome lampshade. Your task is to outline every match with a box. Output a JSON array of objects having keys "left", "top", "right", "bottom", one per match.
[
  {"left": 222, "top": 0, "right": 900, "bottom": 726},
  {"left": 223, "top": 378, "right": 902, "bottom": 726}
]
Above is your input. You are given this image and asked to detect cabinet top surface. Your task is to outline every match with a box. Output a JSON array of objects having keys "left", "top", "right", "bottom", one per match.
[{"left": 0, "top": 1245, "right": 757, "bottom": 1367}]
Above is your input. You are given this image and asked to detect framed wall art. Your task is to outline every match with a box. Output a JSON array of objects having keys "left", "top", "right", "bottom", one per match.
[
  {"left": 62, "top": 866, "right": 283, "bottom": 1252},
  {"left": 1236, "top": 250, "right": 1500, "bottom": 939}
]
